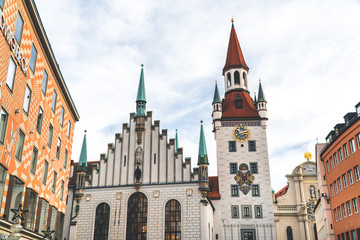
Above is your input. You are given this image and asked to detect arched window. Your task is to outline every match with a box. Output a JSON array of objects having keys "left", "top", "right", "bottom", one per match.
[
  {"left": 243, "top": 72, "right": 247, "bottom": 88},
  {"left": 234, "top": 71, "right": 240, "bottom": 85},
  {"left": 126, "top": 192, "right": 148, "bottom": 239},
  {"left": 227, "top": 73, "right": 231, "bottom": 87},
  {"left": 94, "top": 203, "right": 110, "bottom": 240},
  {"left": 165, "top": 199, "right": 181, "bottom": 239},
  {"left": 286, "top": 226, "right": 293, "bottom": 240},
  {"left": 235, "top": 94, "right": 243, "bottom": 109}
]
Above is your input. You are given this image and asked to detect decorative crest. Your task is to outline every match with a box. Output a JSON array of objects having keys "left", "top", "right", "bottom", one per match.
[{"left": 234, "top": 163, "right": 255, "bottom": 195}]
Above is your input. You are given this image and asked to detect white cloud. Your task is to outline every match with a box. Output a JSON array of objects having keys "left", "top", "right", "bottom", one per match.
[{"left": 34, "top": 0, "right": 360, "bottom": 191}]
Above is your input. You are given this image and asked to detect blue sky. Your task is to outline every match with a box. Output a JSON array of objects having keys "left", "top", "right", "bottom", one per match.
[{"left": 35, "top": 0, "right": 360, "bottom": 191}]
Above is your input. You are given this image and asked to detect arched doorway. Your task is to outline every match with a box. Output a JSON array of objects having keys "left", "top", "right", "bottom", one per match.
[{"left": 94, "top": 202, "right": 110, "bottom": 240}]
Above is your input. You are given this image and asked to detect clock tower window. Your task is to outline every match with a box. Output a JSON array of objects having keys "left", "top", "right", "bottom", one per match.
[
  {"left": 250, "top": 162, "right": 258, "bottom": 174},
  {"left": 234, "top": 71, "right": 240, "bottom": 85},
  {"left": 227, "top": 72, "right": 232, "bottom": 87},
  {"left": 230, "top": 163, "right": 237, "bottom": 174},
  {"left": 229, "top": 141, "right": 236, "bottom": 152},
  {"left": 248, "top": 141, "right": 256, "bottom": 152},
  {"left": 235, "top": 94, "right": 243, "bottom": 109}
]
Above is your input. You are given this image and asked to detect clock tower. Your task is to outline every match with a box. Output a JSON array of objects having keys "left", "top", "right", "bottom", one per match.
[{"left": 211, "top": 19, "right": 276, "bottom": 240}]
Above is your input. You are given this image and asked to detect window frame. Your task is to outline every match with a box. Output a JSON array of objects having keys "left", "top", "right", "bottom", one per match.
[
  {"left": 337, "top": 177, "right": 342, "bottom": 192},
  {"left": 56, "top": 138, "right": 61, "bottom": 159},
  {"left": 41, "top": 69, "right": 48, "bottom": 95},
  {"left": 346, "top": 201, "right": 352, "bottom": 216},
  {"left": 47, "top": 124, "right": 54, "bottom": 147},
  {"left": 51, "top": 90, "right": 57, "bottom": 112},
  {"left": 36, "top": 107, "right": 44, "bottom": 133},
  {"left": 15, "top": 129, "right": 25, "bottom": 161},
  {"left": 341, "top": 203, "right": 347, "bottom": 218},
  {"left": 252, "top": 184, "right": 260, "bottom": 197},
  {"left": 241, "top": 205, "right": 252, "bottom": 219},
  {"left": 231, "top": 184, "right": 239, "bottom": 197},
  {"left": 348, "top": 170, "right": 354, "bottom": 185},
  {"left": 228, "top": 141, "right": 236, "bottom": 152},
  {"left": 52, "top": 171, "right": 57, "bottom": 193},
  {"left": 333, "top": 153, "right": 338, "bottom": 166},
  {"left": 254, "top": 205, "right": 263, "bottom": 218},
  {"left": 354, "top": 166, "right": 360, "bottom": 182},
  {"left": 349, "top": 138, "right": 356, "bottom": 154},
  {"left": 334, "top": 208, "right": 338, "bottom": 222},
  {"left": 64, "top": 149, "right": 68, "bottom": 169},
  {"left": 14, "top": 11, "right": 24, "bottom": 43},
  {"left": 231, "top": 205, "right": 239, "bottom": 219},
  {"left": 60, "top": 181, "right": 64, "bottom": 201},
  {"left": 326, "top": 161, "right": 330, "bottom": 173},
  {"left": 248, "top": 140, "right": 256, "bottom": 152},
  {"left": 352, "top": 198, "right": 358, "bottom": 214},
  {"left": 0, "top": 108, "right": 9, "bottom": 144},
  {"left": 356, "top": 133, "right": 360, "bottom": 149},
  {"left": 338, "top": 148, "right": 344, "bottom": 162},
  {"left": 343, "top": 143, "right": 349, "bottom": 158},
  {"left": 30, "top": 147, "right": 38, "bottom": 174},
  {"left": 42, "top": 160, "right": 49, "bottom": 185},
  {"left": 5, "top": 57, "right": 16, "bottom": 92},
  {"left": 342, "top": 174, "right": 348, "bottom": 189},
  {"left": 338, "top": 206, "right": 342, "bottom": 220},
  {"left": 250, "top": 162, "right": 258, "bottom": 174},
  {"left": 60, "top": 106, "right": 65, "bottom": 127},
  {"left": 330, "top": 157, "right": 334, "bottom": 169},
  {"left": 29, "top": 44, "right": 38, "bottom": 73},
  {"left": 67, "top": 120, "right": 71, "bottom": 139},
  {"left": 229, "top": 163, "right": 237, "bottom": 174},
  {"left": 23, "top": 85, "right": 32, "bottom": 114}
]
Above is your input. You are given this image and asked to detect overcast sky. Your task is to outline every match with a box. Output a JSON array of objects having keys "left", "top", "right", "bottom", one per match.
[{"left": 34, "top": 0, "right": 360, "bottom": 191}]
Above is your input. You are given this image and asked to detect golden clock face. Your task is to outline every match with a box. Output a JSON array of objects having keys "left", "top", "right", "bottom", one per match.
[{"left": 233, "top": 124, "right": 250, "bottom": 141}]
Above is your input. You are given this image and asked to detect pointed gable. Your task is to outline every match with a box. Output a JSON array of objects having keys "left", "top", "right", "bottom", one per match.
[
  {"left": 223, "top": 21, "right": 249, "bottom": 75},
  {"left": 222, "top": 91, "right": 260, "bottom": 119}
]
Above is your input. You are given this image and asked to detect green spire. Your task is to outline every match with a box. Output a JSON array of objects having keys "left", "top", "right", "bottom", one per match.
[
  {"left": 212, "top": 81, "right": 221, "bottom": 104},
  {"left": 257, "top": 80, "right": 266, "bottom": 102},
  {"left": 198, "top": 121, "right": 209, "bottom": 165},
  {"left": 136, "top": 64, "right": 146, "bottom": 116},
  {"left": 77, "top": 130, "right": 88, "bottom": 172},
  {"left": 175, "top": 129, "right": 179, "bottom": 154}
]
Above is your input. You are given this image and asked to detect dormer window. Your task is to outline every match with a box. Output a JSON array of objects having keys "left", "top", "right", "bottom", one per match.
[
  {"left": 234, "top": 71, "right": 240, "bottom": 85},
  {"left": 235, "top": 94, "right": 243, "bottom": 109},
  {"left": 227, "top": 72, "right": 231, "bottom": 87}
]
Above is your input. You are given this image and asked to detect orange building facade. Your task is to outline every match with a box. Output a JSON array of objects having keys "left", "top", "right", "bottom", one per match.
[
  {"left": 0, "top": 0, "right": 79, "bottom": 239},
  {"left": 320, "top": 102, "right": 360, "bottom": 240}
]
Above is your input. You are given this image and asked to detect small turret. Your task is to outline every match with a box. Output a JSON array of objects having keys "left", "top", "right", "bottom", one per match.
[
  {"left": 212, "top": 81, "right": 222, "bottom": 135},
  {"left": 257, "top": 79, "right": 268, "bottom": 127},
  {"left": 197, "top": 121, "right": 209, "bottom": 197},
  {"left": 175, "top": 129, "right": 179, "bottom": 154},
  {"left": 75, "top": 130, "right": 88, "bottom": 203},
  {"left": 135, "top": 65, "right": 146, "bottom": 144}
]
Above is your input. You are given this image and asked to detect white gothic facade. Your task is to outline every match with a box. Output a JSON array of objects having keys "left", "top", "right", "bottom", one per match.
[{"left": 63, "top": 20, "right": 276, "bottom": 240}]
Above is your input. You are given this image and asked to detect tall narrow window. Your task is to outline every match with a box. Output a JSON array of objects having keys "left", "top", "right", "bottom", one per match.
[
  {"left": 165, "top": 200, "right": 181, "bottom": 239},
  {"left": 337, "top": 178, "right": 342, "bottom": 191},
  {"left": 29, "top": 44, "right": 38, "bottom": 73},
  {"left": 126, "top": 192, "right": 147, "bottom": 239},
  {"left": 234, "top": 71, "right": 240, "bottom": 85},
  {"left": 14, "top": 11, "right": 24, "bottom": 43},
  {"left": 47, "top": 124, "right": 53, "bottom": 147},
  {"left": 0, "top": 108, "right": 9, "bottom": 143},
  {"left": 0, "top": 0, "right": 4, "bottom": 9},
  {"left": 330, "top": 184, "right": 334, "bottom": 196},
  {"left": 6, "top": 58, "right": 16, "bottom": 91},
  {"left": 23, "top": 85, "right": 32, "bottom": 114},
  {"left": 241, "top": 205, "right": 252, "bottom": 218},
  {"left": 41, "top": 70, "right": 48, "bottom": 94},
  {"left": 354, "top": 166, "right": 360, "bottom": 181},
  {"left": 342, "top": 174, "right": 348, "bottom": 188},
  {"left": 25, "top": 191, "right": 37, "bottom": 230},
  {"left": 227, "top": 72, "right": 231, "bottom": 87},
  {"left": 52, "top": 171, "right": 57, "bottom": 193},
  {"left": 333, "top": 153, "right": 338, "bottom": 166},
  {"left": 231, "top": 205, "right": 239, "bottom": 218},
  {"left": 255, "top": 205, "right": 263, "bottom": 218},
  {"left": 123, "top": 156, "right": 126, "bottom": 167},
  {"left": 30, "top": 147, "right": 38, "bottom": 174},
  {"left": 250, "top": 162, "right": 258, "bottom": 174},
  {"left": 330, "top": 157, "right": 334, "bottom": 169},
  {"left": 231, "top": 185, "right": 239, "bottom": 197},
  {"left": 326, "top": 161, "right": 330, "bottom": 173},
  {"left": 153, "top": 153, "right": 156, "bottom": 164},
  {"left": 9, "top": 178, "right": 24, "bottom": 223},
  {"left": 51, "top": 90, "right": 57, "bottom": 112},
  {"left": 0, "top": 165, "right": 7, "bottom": 206},
  {"left": 60, "top": 181, "right": 64, "bottom": 201},
  {"left": 38, "top": 199, "right": 49, "bottom": 233},
  {"left": 64, "top": 149, "right": 68, "bottom": 169},
  {"left": 42, "top": 161, "right": 49, "bottom": 184},
  {"left": 56, "top": 138, "right": 61, "bottom": 158},
  {"left": 338, "top": 148, "right": 344, "bottom": 162},
  {"left": 352, "top": 198, "right": 359, "bottom": 213},
  {"left": 15, "top": 130, "right": 25, "bottom": 161},
  {"left": 49, "top": 206, "right": 57, "bottom": 232},
  {"left": 338, "top": 206, "right": 342, "bottom": 220},
  {"left": 348, "top": 170, "right": 354, "bottom": 185},
  {"left": 346, "top": 201, "right": 352, "bottom": 216},
  {"left": 230, "top": 163, "right": 237, "bottom": 174},
  {"left": 349, "top": 139, "right": 356, "bottom": 154},
  {"left": 67, "top": 120, "right": 71, "bottom": 138},
  {"left": 356, "top": 133, "right": 360, "bottom": 149},
  {"left": 36, "top": 107, "right": 44, "bottom": 133},
  {"left": 235, "top": 94, "right": 243, "bottom": 109},
  {"left": 341, "top": 204, "right": 347, "bottom": 218},
  {"left": 286, "top": 226, "right": 293, "bottom": 240},
  {"left": 343, "top": 143, "right": 349, "bottom": 158},
  {"left": 94, "top": 203, "right": 110, "bottom": 240},
  {"left": 60, "top": 107, "right": 65, "bottom": 127},
  {"left": 252, "top": 184, "right": 260, "bottom": 196},
  {"left": 334, "top": 208, "right": 338, "bottom": 222},
  {"left": 334, "top": 181, "right": 338, "bottom": 194},
  {"left": 248, "top": 141, "right": 256, "bottom": 152}
]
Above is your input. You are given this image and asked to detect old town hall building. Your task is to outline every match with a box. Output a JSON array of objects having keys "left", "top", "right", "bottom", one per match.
[{"left": 63, "top": 20, "right": 276, "bottom": 240}]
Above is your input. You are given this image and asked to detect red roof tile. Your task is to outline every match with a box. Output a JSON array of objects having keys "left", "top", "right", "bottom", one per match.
[
  {"left": 223, "top": 24, "right": 249, "bottom": 74},
  {"left": 208, "top": 176, "right": 221, "bottom": 199},
  {"left": 222, "top": 91, "right": 260, "bottom": 119}
]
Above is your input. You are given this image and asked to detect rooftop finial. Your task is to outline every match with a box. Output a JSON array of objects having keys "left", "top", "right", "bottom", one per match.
[
  {"left": 84, "top": 129, "right": 87, "bottom": 133},
  {"left": 141, "top": 64, "right": 144, "bottom": 67},
  {"left": 231, "top": 16, "right": 234, "bottom": 23},
  {"left": 200, "top": 120, "right": 203, "bottom": 124},
  {"left": 259, "top": 78, "right": 261, "bottom": 82},
  {"left": 215, "top": 80, "right": 217, "bottom": 84}
]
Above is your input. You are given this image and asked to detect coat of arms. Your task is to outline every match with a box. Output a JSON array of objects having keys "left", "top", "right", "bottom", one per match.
[{"left": 234, "top": 163, "right": 255, "bottom": 195}]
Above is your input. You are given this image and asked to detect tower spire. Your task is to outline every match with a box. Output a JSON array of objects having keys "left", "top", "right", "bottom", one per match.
[
  {"left": 212, "top": 81, "right": 221, "bottom": 104},
  {"left": 223, "top": 19, "right": 249, "bottom": 75},
  {"left": 136, "top": 64, "right": 146, "bottom": 117},
  {"left": 77, "top": 130, "right": 88, "bottom": 172},
  {"left": 257, "top": 79, "right": 266, "bottom": 102},
  {"left": 198, "top": 121, "right": 209, "bottom": 165}
]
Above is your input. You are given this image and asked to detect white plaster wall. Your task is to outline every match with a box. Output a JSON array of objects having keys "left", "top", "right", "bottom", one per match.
[
  {"left": 113, "top": 137, "right": 122, "bottom": 185},
  {"left": 106, "top": 146, "right": 114, "bottom": 186},
  {"left": 143, "top": 115, "right": 152, "bottom": 184},
  {"left": 120, "top": 126, "right": 129, "bottom": 185},
  {"left": 159, "top": 134, "right": 167, "bottom": 183},
  {"left": 73, "top": 184, "right": 203, "bottom": 240},
  {"left": 151, "top": 125, "right": 159, "bottom": 183}
]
